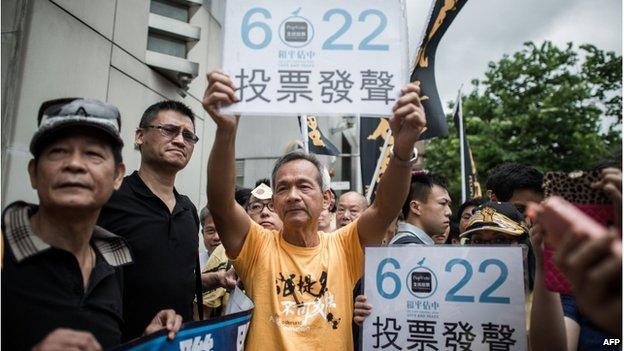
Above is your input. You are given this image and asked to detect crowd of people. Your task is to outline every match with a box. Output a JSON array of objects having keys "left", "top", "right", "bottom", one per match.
[{"left": 1, "top": 70, "right": 621, "bottom": 350}]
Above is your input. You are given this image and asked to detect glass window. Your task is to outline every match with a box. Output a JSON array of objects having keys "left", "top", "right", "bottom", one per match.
[
  {"left": 147, "top": 32, "right": 187, "bottom": 58},
  {"left": 150, "top": 0, "right": 189, "bottom": 22},
  {"left": 236, "top": 159, "right": 245, "bottom": 187}
]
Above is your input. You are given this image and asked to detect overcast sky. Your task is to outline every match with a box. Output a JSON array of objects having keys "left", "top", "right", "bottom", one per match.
[{"left": 405, "top": 0, "right": 623, "bottom": 114}]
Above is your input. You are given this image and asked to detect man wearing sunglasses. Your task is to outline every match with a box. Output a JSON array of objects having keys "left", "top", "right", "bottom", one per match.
[{"left": 98, "top": 100, "right": 201, "bottom": 341}]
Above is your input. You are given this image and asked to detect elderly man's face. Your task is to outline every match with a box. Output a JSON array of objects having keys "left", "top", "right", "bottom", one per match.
[
  {"left": 202, "top": 215, "right": 221, "bottom": 254},
  {"left": 272, "top": 160, "right": 327, "bottom": 228},
  {"left": 336, "top": 192, "right": 367, "bottom": 228},
  {"left": 29, "top": 132, "right": 124, "bottom": 211}
]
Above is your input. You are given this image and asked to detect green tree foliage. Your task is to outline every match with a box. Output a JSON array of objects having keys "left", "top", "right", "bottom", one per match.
[{"left": 426, "top": 41, "right": 622, "bottom": 206}]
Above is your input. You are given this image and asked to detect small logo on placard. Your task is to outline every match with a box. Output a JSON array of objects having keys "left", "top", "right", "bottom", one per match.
[
  {"left": 285, "top": 22, "right": 308, "bottom": 42},
  {"left": 279, "top": 8, "right": 314, "bottom": 48},
  {"left": 411, "top": 271, "right": 433, "bottom": 293},
  {"left": 406, "top": 258, "right": 438, "bottom": 299}
]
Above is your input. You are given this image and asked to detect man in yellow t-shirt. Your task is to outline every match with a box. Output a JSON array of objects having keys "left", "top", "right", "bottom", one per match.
[
  {"left": 203, "top": 71, "right": 427, "bottom": 351},
  {"left": 233, "top": 216, "right": 363, "bottom": 349}
]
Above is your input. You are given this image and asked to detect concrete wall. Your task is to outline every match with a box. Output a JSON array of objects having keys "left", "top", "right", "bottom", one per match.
[{"left": 1, "top": 0, "right": 33, "bottom": 185}]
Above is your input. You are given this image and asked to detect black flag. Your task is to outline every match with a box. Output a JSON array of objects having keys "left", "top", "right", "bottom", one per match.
[
  {"left": 453, "top": 90, "right": 482, "bottom": 202},
  {"left": 360, "top": 117, "right": 393, "bottom": 200},
  {"left": 299, "top": 116, "right": 340, "bottom": 156},
  {"left": 411, "top": 0, "right": 468, "bottom": 140}
]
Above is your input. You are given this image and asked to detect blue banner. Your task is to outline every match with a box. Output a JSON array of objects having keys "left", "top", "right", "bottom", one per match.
[{"left": 112, "top": 309, "right": 253, "bottom": 351}]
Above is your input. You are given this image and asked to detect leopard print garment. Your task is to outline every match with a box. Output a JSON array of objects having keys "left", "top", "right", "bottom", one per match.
[{"left": 542, "top": 170, "right": 611, "bottom": 204}]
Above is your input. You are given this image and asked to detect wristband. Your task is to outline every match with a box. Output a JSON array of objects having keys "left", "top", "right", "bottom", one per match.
[{"left": 389, "top": 147, "right": 418, "bottom": 168}]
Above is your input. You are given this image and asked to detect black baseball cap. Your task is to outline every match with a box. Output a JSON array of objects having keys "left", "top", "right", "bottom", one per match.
[{"left": 30, "top": 98, "right": 124, "bottom": 156}]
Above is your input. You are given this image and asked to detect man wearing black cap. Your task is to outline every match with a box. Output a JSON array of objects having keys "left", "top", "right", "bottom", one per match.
[
  {"left": 2, "top": 98, "right": 181, "bottom": 350},
  {"left": 460, "top": 201, "right": 530, "bottom": 245},
  {"left": 97, "top": 101, "right": 201, "bottom": 340},
  {"left": 459, "top": 201, "right": 541, "bottom": 349}
]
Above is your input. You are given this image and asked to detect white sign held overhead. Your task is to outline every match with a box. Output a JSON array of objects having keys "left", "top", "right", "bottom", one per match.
[
  {"left": 221, "top": 0, "right": 409, "bottom": 117},
  {"left": 363, "top": 246, "right": 528, "bottom": 350}
]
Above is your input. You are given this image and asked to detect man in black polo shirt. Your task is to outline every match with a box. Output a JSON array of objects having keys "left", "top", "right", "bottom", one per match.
[
  {"left": 98, "top": 100, "right": 200, "bottom": 340},
  {"left": 2, "top": 98, "right": 182, "bottom": 350}
]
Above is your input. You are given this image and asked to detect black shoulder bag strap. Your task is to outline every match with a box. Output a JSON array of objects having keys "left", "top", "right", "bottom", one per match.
[
  {"left": 392, "top": 233, "right": 423, "bottom": 245},
  {"left": 191, "top": 206, "right": 204, "bottom": 320},
  {"left": 195, "top": 257, "right": 204, "bottom": 320}
]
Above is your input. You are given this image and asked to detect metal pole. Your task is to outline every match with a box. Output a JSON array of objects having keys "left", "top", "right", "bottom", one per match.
[
  {"left": 456, "top": 88, "right": 467, "bottom": 203},
  {"left": 300, "top": 115, "right": 309, "bottom": 154}
]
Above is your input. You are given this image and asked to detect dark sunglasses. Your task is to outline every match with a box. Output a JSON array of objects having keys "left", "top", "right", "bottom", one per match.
[{"left": 144, "top": 124, "right": 199, "bottom": 144}]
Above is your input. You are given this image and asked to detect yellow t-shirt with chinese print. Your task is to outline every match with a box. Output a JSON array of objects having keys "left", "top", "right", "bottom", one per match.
[{"left": 231, "top": 219, "right": 364, "bottom": 351}]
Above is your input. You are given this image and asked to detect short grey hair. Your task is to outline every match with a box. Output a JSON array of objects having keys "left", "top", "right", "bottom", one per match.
[
  {"left": 271, "top": 151, "right": 324, "bottom": 190},
  {"left": 199, "top": 206, "right": 211, "bottom": 229}
]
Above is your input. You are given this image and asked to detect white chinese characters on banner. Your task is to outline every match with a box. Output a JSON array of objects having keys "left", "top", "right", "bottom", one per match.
[
  {"left": 221, "top": 0, "right": 409, "bottom": 117},
  {"left": 363, "top": 246, "right": 527, "bottom": 350}
]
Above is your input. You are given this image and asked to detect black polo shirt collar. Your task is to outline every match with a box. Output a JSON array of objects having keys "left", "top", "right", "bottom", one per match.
[
  {"left": 126, "top": 171, "right": 191, "bottom": 214},
  {"left": 3, "top": 201, "right": 133, "bottom": 267}
]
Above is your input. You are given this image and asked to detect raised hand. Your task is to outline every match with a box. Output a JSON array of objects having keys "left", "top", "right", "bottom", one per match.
[
  {"left": 389, "top": 82, "right": 427, "bottom": 159},
  {"left": 592, "top": 167, "right": 622, "bottom": 230},
  {"left": 202, "top": 70, "right": 240, "bottom": 131},
  {"left": 554, "top": 229, "right": 622, "bottom": 336},
  {"left": 529, "top": 222, "right": 546, "bottom": 265}
]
